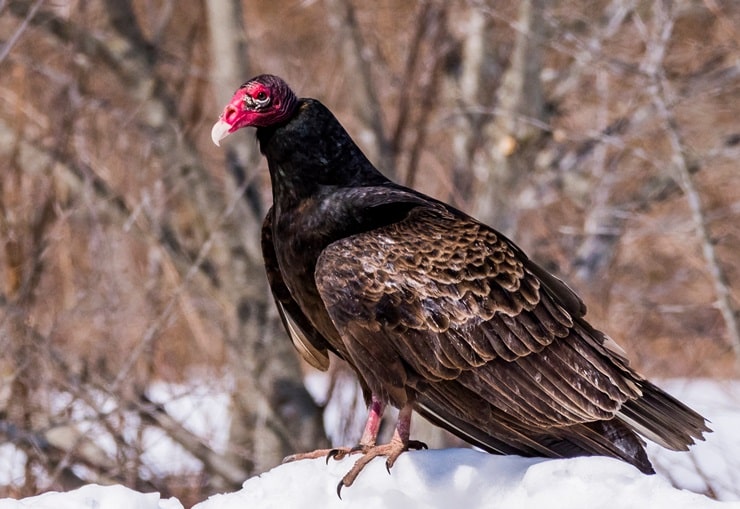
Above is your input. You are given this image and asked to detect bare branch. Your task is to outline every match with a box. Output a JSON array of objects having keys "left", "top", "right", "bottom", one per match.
[
  {"left": 137, "top": 397, "right": 249, "bottom": 487},
  {"left": 0, "top": 0, "right": 44, "bottom": 65},
  {"left": 548, "top": 0, "right": 637, "bottom": 101},
  {"left": 326, "top": 0, "right": 392, "bottom": 174},
  {"left": 404, "top": 4, "right": 451, "bottom": 188},
  {"left": 389, "top": 0, "right": 433, "bottom": 163}
]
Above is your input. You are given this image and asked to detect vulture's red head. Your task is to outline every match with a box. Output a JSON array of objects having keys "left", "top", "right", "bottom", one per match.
[{"left": 211, "top": 74, "right": 298, "bottom": 146}]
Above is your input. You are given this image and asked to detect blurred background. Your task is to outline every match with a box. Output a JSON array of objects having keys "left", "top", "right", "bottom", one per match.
[{"left": 0, "top": 0, "right": 738, "bottom": 505}]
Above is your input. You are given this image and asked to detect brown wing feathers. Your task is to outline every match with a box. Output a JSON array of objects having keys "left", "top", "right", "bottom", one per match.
[
  {"left": 318, "top": 206, "right": 585, "bottom": 369},
  {"left": 314, "top": 204, "right": 706, "bottom": 473}
]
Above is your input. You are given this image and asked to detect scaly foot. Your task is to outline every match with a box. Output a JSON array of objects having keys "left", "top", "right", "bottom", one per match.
[
  {"left": 284, "top": 399, "right": 423, "bottom": 499},
  {"left": 336, "top": 437, "right": 427, "bottom": 498},
  {"left": 282, "top": 444, "right": 368, "bottom": 464}
]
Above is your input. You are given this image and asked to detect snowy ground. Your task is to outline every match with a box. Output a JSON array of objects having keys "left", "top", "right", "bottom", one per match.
[
  {"left": 0, "top": 484, "right": 183, "bottom": 509},
  {"left": 195, "top": 449, "right": 738, "bottom": 509},
  {"left": 647, "top": 379, "right": 740, "bottom": 500},
  {"left": 2, "top": 451, "right": 738, "bottom": 509},
  {"left": 1, "top": 378, "right": 739, "bottom": 508}
]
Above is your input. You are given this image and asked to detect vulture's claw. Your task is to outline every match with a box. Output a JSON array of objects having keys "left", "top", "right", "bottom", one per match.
[
  {"left": 326, "top": 448, "right": 342, "bottom": 463},
  {"left": 282, "top": 448, "right": 340, "bottom": 464},
  {"left": 334, "top": 435, "right": 421, "bottom": 498},
  {"left": 336, "top": 479, "right": 346, "bottom": 500}
]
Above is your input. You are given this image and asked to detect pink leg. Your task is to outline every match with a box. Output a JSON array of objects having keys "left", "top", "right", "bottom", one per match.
[
  {"left": 393, "top": 400, "right": 413, "bottom": 444},
  {"left": 358, "top": 394, "right": 385, "bottom": 446}
]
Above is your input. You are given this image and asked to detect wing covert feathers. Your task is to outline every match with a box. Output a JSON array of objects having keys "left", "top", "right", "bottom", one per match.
[{"left": 312, "top": 204, "right": 708, "bottom": 471}]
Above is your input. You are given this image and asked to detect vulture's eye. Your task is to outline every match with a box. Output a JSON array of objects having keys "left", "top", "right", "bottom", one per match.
[{"left": 255, "top": 91, "right": 270, "bottom": 106}]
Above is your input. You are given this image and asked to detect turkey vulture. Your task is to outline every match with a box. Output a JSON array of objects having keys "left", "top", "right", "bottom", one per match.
[{"left": 212, "top": 74, "right": 708, "bottom": 493}]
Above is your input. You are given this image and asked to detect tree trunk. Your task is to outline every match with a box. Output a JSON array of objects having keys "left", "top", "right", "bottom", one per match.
[{"left": 475, "top": 0, "right": 547, "bottom": 236}]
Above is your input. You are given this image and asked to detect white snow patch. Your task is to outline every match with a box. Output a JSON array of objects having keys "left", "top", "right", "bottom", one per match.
[
  {"left": 0, "top": 484, "right": 182, "bottom": 509},
  {"left": 0, "top": 445, "right": 25, "bottom": 488},
  {"left": 648, "top": 379, "right": 740, "bottom": 501}
]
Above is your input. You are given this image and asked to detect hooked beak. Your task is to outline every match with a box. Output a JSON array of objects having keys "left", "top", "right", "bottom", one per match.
[{"left": 211, "top": 118, "right": 233, "bottom": 147}]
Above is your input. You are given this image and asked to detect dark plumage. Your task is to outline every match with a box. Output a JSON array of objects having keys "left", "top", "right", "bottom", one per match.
[{"left": 212, "top": 74, "right": 709, "bottom": 491}]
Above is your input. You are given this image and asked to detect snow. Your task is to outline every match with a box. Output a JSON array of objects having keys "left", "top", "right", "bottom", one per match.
[
  {"left": 0, "top": 445, "right": 25, "bottom": 488},
  {"left": 194, "top": 449, "right": 737, "bottom": 509},
  {"left": 0, "top": 484, "right": 182, "bottom": 509},
  {"left": 648, "top": 379, "right": 740, "bottom": 500},
  {"left": 2, "top": 379, "right": 739, "bottom": 508},
  {"left": 7, "top": 451, "right": 734, "bottom": 509}
]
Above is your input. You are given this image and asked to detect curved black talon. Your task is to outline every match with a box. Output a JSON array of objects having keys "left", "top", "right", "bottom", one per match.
[
  {"left": 326, "top": 449, "right": 342, "bottom": 464},
  {"left": 408, "top": 439, "right": 428, "bottom": 450},
  {"left": 336, "top": 479, "right": 345, "bottom": 499}
]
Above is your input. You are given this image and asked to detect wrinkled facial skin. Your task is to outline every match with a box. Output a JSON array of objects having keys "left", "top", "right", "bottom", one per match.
[{"left": 211, "top": 75, "right": 297, "bottom": 145}]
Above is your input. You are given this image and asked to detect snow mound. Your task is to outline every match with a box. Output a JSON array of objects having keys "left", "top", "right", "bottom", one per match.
[
  {"left": 2, "top": 449, "right": 738, "bottom": 508},
  {"left": 0, "top": 484, "right": 182, "bottom": 509},
  {"left": 195, "top": 449, "right": 738, "bottom": 509}
]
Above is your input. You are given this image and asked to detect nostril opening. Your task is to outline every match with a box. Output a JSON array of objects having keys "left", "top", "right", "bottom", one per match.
[{"left": 224, "top": 105, "right": 238, "bottom": 123}]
